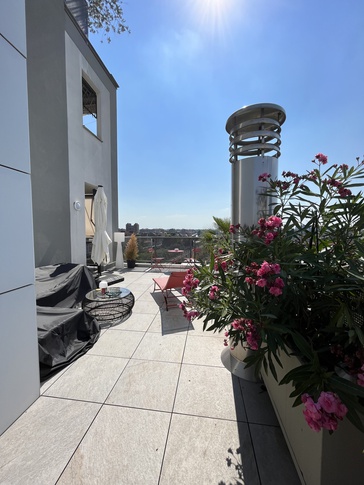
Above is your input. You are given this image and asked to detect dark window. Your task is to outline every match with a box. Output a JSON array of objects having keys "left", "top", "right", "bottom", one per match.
[{"left": 82, "top": 78, "right": 98, "bottom": 135}]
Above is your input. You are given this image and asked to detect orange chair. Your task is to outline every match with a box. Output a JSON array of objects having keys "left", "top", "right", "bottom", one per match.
[{"left": 152, "top": 271, "right": 187, "bottom": 310}]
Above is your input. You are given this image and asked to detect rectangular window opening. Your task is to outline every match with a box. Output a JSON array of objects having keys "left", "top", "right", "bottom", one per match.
[{"left": 82, "top": 78, "right": 98, "bottom": 136}]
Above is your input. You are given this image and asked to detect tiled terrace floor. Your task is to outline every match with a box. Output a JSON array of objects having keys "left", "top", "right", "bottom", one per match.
[{"left": 0, "top": 269, "right": 301, "bottom": 485}]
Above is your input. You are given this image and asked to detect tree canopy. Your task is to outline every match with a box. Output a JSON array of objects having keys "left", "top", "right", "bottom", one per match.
[{"left": 87, "top": 0, "right": 130, "bottom": 42}]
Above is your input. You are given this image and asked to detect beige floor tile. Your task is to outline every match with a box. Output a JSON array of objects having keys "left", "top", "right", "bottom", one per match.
[
  {"left": 239, "top": 379, "right": 279, "bottom": 426},
  {"left": 125, "top": 289, "right": 145, "bottom": 299},
  {"left": 44, "top": 354, "right": 129, "bottom": 403},
  {"left": 146, "top": 312, "right": 162, "bottom": 332},
  {"left": 58, "top": 405, "right": 170, "bottom": 485},
  {"left": 132, "top": 299, "right": 160, "bottom": 314},
  {"left": 107, "top": 359, "right": 180, "bottom": 411},
  {"left": 132, "top": 332, "right": 186, "bottom": 362},
  {"left": 112, "top": 312, "right": 155, "bottom": 331},
  {"left": 134, "top": 288, "right": 159, "bottom": 301},
  {"left": 188, "top": 316, "right": 224, "bottom": 337},
  {"left": 87, "top": 329, "right": 145, "bottom": 358},
  {"left": 148, "top": 308, "right": 189, "bottom": 335},
  {"left": 183, "top": 334, "right": 225, "bottom": 367},
  {"left": 174, "top": 364, "right": 247, "bottom": 421},
  {"left": 1, "top": 268, "right": 301, "bottom": 485},
  {"left": 0, "top": 397, "right": 101, "bottom": 485},
  {"left": 40, "top": 366, "right": 70, "bottom": 394},
  {"left": 159, "top": 414, "right": 260, "bottom": 485}
]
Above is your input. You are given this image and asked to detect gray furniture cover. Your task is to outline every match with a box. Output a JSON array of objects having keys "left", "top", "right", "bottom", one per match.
[{"left": 36, "top": 264, "right": 100, "bottom": 379}]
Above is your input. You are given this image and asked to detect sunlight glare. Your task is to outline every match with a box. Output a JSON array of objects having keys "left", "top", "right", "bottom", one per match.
[{"left": 190, "top": 0, "right": 237, "bottom": 38}]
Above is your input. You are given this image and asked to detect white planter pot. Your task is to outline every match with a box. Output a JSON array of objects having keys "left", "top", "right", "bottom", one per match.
[
  {"left": 221, "top": 342, "right": 259, "bottom": 382},
  {"left": 262, "top": 351, "right": 364, "bottom": 485}
]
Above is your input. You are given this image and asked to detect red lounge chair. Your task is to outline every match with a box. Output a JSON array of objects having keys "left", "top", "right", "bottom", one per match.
[
  {"left": 148, "top": 247, "right": 164, "bottom": 271},
  {"left": 152, "top": 271, "right": 187, "bottom": 310}
]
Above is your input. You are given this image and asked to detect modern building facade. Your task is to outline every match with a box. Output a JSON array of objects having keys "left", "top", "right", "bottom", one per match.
[
  {"left": 27, "top": 0, "right": 119, "bottom": 267},
  {"left": 0, "top": 0, "right": 119, "bottom": 434}
]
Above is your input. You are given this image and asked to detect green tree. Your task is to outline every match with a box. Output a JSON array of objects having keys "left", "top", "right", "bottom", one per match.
[
  {"left": 87, "top": 0, "right": 130, "bottom": 42},
  {"left": 200, "top": 216, "right": 231, "bottom": 259}
]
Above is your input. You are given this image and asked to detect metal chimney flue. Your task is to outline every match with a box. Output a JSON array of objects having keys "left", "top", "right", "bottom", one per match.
[{"left": 226, "top": 103, "right": 286, "bottom": 227}]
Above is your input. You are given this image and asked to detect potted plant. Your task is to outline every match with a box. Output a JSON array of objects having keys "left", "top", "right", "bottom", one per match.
[
  {"left": 180, "top": 154, "right": 364, "bottom": 483},
  {"left": 124, "top": 233, "right": 138, "bottom": 268}
]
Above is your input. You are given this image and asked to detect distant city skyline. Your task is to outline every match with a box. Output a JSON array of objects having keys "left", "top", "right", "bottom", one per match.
[{"left": 91, "top": 0, "right": 364, "bottom": 229}]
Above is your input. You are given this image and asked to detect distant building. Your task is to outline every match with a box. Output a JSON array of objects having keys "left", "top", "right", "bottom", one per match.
[{"left": 126, "top": 223, "right": 140, "bottom": 235}]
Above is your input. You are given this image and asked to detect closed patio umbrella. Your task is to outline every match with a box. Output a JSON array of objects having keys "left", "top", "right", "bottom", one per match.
[{"left": 91, "top": 186, "right": 112, "bottom": 273}]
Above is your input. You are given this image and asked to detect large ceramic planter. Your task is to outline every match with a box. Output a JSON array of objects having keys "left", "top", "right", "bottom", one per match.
[
  {"left": 262, "top": 351, "right": 364, "bottom": 485},
  {"left": 221, "top": 342, "right": 259, "bottom": 382}
]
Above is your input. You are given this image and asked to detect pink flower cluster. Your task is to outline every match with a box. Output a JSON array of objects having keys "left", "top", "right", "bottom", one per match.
[
  {"left": 258, "top": 172, "right": 271, "bottom": 182},
  {"left": 315, "top": 153, "right": 328, "bottom": 165},
  {"left": 182, "top": 269, "right": 199, "bottom": 297},
  {"left": 357, "top": 365, "right": 364, "bottom": 387},
  {"left": 208, "top": 285, "right": 220, "bottom": 300},
  {"left": 229, "top": 223, "right": 241, "bottom": 234},
  {"left": 179, "top": 302, "right": 199, "bottom": 322},
  {"left": 281, "top": 171, "right": 301, "bottom": 185},
  {"left": 214, "top": 255, "right": 233, "bottom": 272},
  {"left": 227, "top": 318, "right": 260, "bottom": 350},
  {"left": 301, "top": 392, "right": 348, "bottom": 432},
  {"left": 325, "top": 178, "right": 352, "bottom": 197},
  {"left": 245, "top": 261, "right": 285, "bottom": 296},
  {"left": 251, "top": 215, "right": 282, "bottom": 245}
]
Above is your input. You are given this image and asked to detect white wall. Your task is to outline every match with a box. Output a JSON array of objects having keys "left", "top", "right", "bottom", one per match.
[
  {"left": 0, "top": 0, "right": 40, "bottom": 435},
  {"left": 65, "top": 33, "right": 114, "bottom": 264}
]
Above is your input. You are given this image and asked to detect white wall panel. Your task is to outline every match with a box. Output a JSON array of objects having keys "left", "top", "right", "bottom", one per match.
[
  {"left": 0, "top": 285, "right": 40, "bottom": 435},
  {"left": 0, "top": 36, "right": 30, "bottom": 173},
  {"left": 0, "top": 0, "right": 39, "bottom": 437},
  {"left": 0, "top": 166, "right": 35, "bottom": 294},
  {"left": 0, "top": 0, "right": 27, "bottom": 55}
]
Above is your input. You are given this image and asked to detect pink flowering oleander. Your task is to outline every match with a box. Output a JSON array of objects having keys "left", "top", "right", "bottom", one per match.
[
  {"left": 258, "top": 172, "right": 271, "bottom": 182},
  {"left": 230, "top": 318, "right": 260, "bottom": 351},
  {"left": 252, "top": 215, "right": 282, "bottom": 245},
  {"left": 208, "top": 285, "right": 219, "bottom": 300},
  {"left": 301, "top": 392, "right": 348, "bottom": 432},
  {"left": 269, "top": 286, "right": 283, "bottom": 296},
  {"left": 229, "top": 223, "right": 241, "bottom": 234},
  {"left": 182, "top": 269, "right": 199, "bottom": 297},
  {"left": 179, "top": 302, "right": 200, "bottom": 322},
  {"left": 245, "top": 261, "right": 284, "bottom": 297},
  {"left": 315, "top": 152, "right": 328, "bottom": 164},
  {"left": 257, "top": 261, "right": 281, "bottom": 276},
  {"left": 180, "top": 153, "right": 364, "bottom": 434},
  {"left": 357, "top": 365, "right": 364, "bottom": 387}
]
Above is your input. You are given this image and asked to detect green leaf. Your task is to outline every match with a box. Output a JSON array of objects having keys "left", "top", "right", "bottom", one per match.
[
  {"left": 290, "top": 332, "right": 314, "bottom": 360},
  {"left": 330, "top": 375, "right": 364, "bottom": 399},
  {"left": 346, "top": 408, "right": 364, "bottom": 434}
]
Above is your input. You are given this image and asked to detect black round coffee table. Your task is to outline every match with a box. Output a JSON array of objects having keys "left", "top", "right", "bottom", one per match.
[{"left": 83, "top": 288, "right": 135, "bottom": 327}]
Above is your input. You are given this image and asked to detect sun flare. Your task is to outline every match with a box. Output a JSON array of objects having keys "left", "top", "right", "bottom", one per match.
[{"left": 191, "top": 0, "right": 236, "bottom": 37}]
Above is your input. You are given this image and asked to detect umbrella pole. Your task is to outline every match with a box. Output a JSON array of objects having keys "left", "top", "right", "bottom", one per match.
[{"left": 97, "top": 264, "right": 102, "bottom": 276}]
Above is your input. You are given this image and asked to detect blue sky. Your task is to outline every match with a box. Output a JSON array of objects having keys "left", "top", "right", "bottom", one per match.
[{"left": 90, "top": 0, "right": 364, "bottom": 230}]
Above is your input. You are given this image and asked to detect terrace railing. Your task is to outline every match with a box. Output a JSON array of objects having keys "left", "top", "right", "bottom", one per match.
[{"left": 124, "top": 235, "right": 206, "bottom": 266}]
